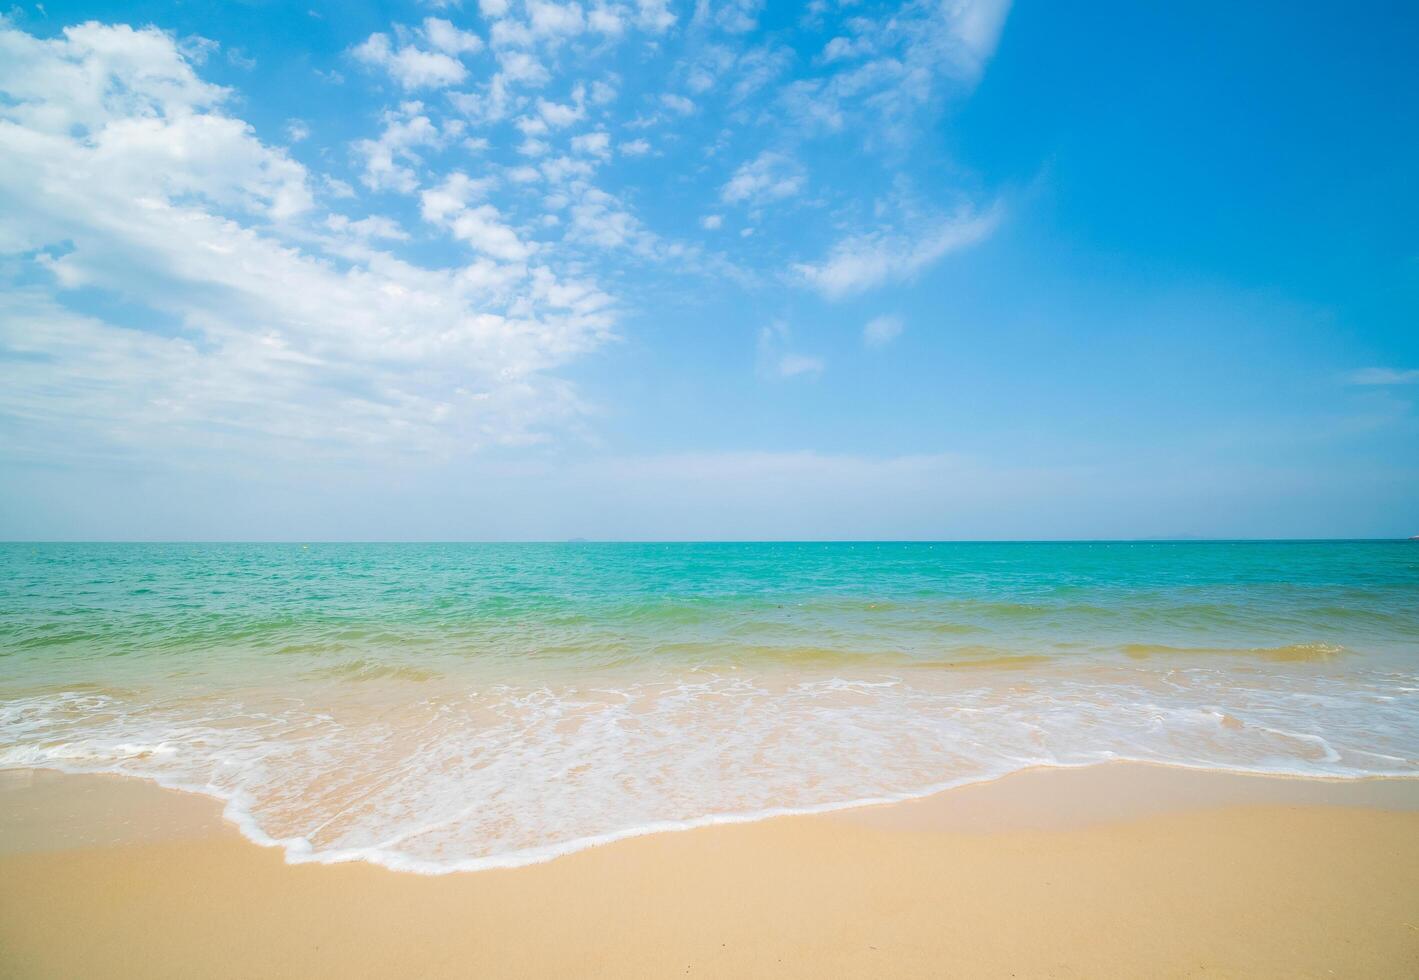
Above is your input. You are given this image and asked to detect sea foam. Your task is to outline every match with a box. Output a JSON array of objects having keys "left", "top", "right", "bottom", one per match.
[{"left": 3, "top": 657, "right": 1416, "bottom": 873}]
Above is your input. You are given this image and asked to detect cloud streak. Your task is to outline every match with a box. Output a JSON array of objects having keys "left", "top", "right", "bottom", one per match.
[
  {"left": 795, "top": 206, "right": 1002, "bottom": 299},
  {"left": 757, "top": 321, "right": 824, "bottom": 378},
  {"left": 863, "top": 314, "right": 904, "bottom": 348},
  {"left": 1346, "top": 367, "right": 1419, "bottom": 385}
]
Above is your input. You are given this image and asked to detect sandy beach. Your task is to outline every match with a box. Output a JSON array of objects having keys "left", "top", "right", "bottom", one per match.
[{"left": 3, "top": 762, "right": 1417, "bottom": 978}]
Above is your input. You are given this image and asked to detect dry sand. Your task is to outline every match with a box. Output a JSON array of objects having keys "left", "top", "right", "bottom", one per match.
[{"left": 2, "top": 763, "right": 1418, "bottom": 978}]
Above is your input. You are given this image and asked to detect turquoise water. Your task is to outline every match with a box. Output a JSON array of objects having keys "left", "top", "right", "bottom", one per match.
[{"left": 2, "top": 541, "right": 1417, "bottom": 871}]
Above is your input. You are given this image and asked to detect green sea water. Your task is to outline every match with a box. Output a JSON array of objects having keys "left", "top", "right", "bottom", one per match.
[{"left": 2, "top": 541, "right": 1417, "bottom": 871}]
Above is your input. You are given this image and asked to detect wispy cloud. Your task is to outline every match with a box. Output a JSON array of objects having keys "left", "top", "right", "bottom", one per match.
[
  {"left": 1345, "top": 367, "right": 1419, "bottom": 385},
  {"left": 780, "top": 0, "right": 1011, "bottom": 142},
  {"left": 720, "top": 151, "right": 804, "bottom": 206},
  {"left": 757, "top": 321, "right": 824, "bottom": 378},
  {"left": 796, "top": 206, "right": 1002, "bottom": 299},
  {"left": 863, "top": 314, "right": 904, "bottom": 348}
]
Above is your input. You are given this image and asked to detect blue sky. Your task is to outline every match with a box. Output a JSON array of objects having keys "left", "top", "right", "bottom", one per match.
[{"left": 0, "top": 0, "right": 1416, "bottom": 539}]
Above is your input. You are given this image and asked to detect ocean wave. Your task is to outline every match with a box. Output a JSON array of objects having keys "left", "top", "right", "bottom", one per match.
[
  {"left": 3, "top": 656, "right": 1416, "bottom": 875},
  {"left": 3, "top": 541, "right": 1417, "bottom": 874},
  {"left": 304, "top": 660, "right": 442, "bottom": 682},
  {"left": 1120, "top": 642, "right": 1345, "bottom": 662}
]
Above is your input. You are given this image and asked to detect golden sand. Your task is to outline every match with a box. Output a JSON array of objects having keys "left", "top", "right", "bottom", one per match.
[{"left": 2, "top": 764, "right": 1418, "bottom": 978}]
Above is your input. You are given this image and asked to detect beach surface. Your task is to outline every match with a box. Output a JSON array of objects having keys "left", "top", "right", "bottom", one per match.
[{"left": 3, "top": 762, "right": 1418, "bottom": 979}]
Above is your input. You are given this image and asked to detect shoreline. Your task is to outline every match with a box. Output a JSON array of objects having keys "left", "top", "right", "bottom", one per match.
[
  {"left": 4, "top": 763, "right": 1419, "bottom": 977},
  {"left": 6, "top": 758, "right": 1418, "bottom": 874}
]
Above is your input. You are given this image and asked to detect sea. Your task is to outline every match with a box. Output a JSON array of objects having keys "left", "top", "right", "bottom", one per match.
[{"left": 2, "top": 541, "right": 1416, "bottom": 872}]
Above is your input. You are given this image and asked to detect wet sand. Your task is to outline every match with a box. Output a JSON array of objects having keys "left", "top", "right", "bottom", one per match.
[{"left": 2, "top": 763, "right": 1418, "bottom": 978}]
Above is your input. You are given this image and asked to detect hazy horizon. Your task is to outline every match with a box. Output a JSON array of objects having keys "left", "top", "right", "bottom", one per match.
[{"left": 5, "top": 537, "right": 1416, "bottom": 545}]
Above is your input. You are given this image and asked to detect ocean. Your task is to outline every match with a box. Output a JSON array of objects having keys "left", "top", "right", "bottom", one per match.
[{"left": 2, "top": 541, "right": 1416, "bottom": 872}]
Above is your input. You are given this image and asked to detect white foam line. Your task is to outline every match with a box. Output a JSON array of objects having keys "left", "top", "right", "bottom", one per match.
[{"left": 6, "top": 755, "right": 1417, "bottom": 877}]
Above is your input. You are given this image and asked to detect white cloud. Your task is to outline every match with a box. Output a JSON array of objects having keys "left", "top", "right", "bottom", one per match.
[
  {"left": 421, "top": 17, "right": 484, "bottom": 56},
  {"left": 352, "top": 102, "right": 443, "bottom": 193},
  {"left": 660, "top": 92, "right": 695, "bottom": 115},
  {"left": 795, "top": 206, "right": 1001, "bottom": 299},
  {"left": 479, "top": 0, "right": 511, "bottom": 18},
  {"left": 489, "top": 18, "right": 532, "bottom": 47},
  {"left": 0, "top": 28, "right": 312, "bottom": 223},
  {"left": 537, "top": 96, "right": 585, "bottom": 127},
  {"left": 285, "top": 118, "right": 311, "bottom": 142},
  {"left": 541, "top": 154, "right": 595, "bottom": 182},
  {"left": 419, "top": 171, "right": 497, "bottom": 223},
  {"left": 757, "top": 321, "right": 823, "bottom": 379},
  {"left": 820, "top": 34, "right": 871, "bottom": 63},
  {"left": 777, "top": 353, "right": 825, "bottom": 377},
  {"left": 1345, "top": 368, "right": 1419, "bottom": 385},
  {"left": 720, "top": 151, "right": 803, "bottom": 205},
  {"left": 780, "top": 0, "right": 1012, "bottom": 143},
  {"left": 352, "top": 32, "right": 469, "bottom": 90},
  {"left": 567, "top": 187, "right": 651, "bottom": 251},
  {"left": 227, "top": 47, "right": 257, "bottom": 71},
  {"left": 619, "top": 137, "right": 651, "bottom": 156},
  {"left": 349, "top": 21, "right": 481, "bottom": 93},
  {"left": 588, "top": 6, "right": 625, "bottom": 36},
  {"left": 527, "top": 1, "right": 587, "bottom": 38},
  {"left": 636, "top": 0, "right": 676, "bottom": 33},
  {"left": 682, "top": 44, "right": 735, "bottom": 94},
  {"left": 498, "top": 50, "right": 550, "bottom": 86},
  {"left": 862, "top": 314, "right": 903, "bottom": 348},
  {"left": 0, "top": 21, "right": 613, "bottom": 462},
  {"left": 589, "top": 78, "right": 618, "bottom": 105},
  {"left": 447, "top": 204, "right": 534, "bottom": 260},
  {"left": 326, "top": 214, "right": 410, "bottom": 241},
  {"left": 951, "top": 0, "right": 1014, "bottom": 76},
  {"left": 701, "top": 214, "right": 723, "bottom": 230},
  {"left": 570, "top": 130, "right": 611, "bottom": 158},
  {"left": 1, "top": 22, "right": 226, "bottom": 133},
  {"left": 729, "top": 45, "right": 792, "bottom": 102},
  {"left": 178, "top": 34, "right": 219, "bottom": 64},
  {"left": 451, "top": 72, "right": 526, "bottom": 125},
  {"left": 323, "top": 175, "right": 357, "bottom": 199},
  {"left": 694, "top": 0, "right": 762, "bottom": 34}
]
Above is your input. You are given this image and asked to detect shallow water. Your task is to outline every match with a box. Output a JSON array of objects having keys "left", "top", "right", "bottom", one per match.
[{"left": 2, "top": 541, "right": 1417, "bottom": 871}]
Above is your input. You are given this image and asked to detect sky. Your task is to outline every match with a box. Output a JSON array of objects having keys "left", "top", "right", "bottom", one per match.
[{"left": 0, "top": 0, "right": 1416, "bottom": 540}]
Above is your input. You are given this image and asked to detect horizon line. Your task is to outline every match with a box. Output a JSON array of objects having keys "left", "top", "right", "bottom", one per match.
[{"left": 2, "top": 537, "right": 1414, "bottom": 546}]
